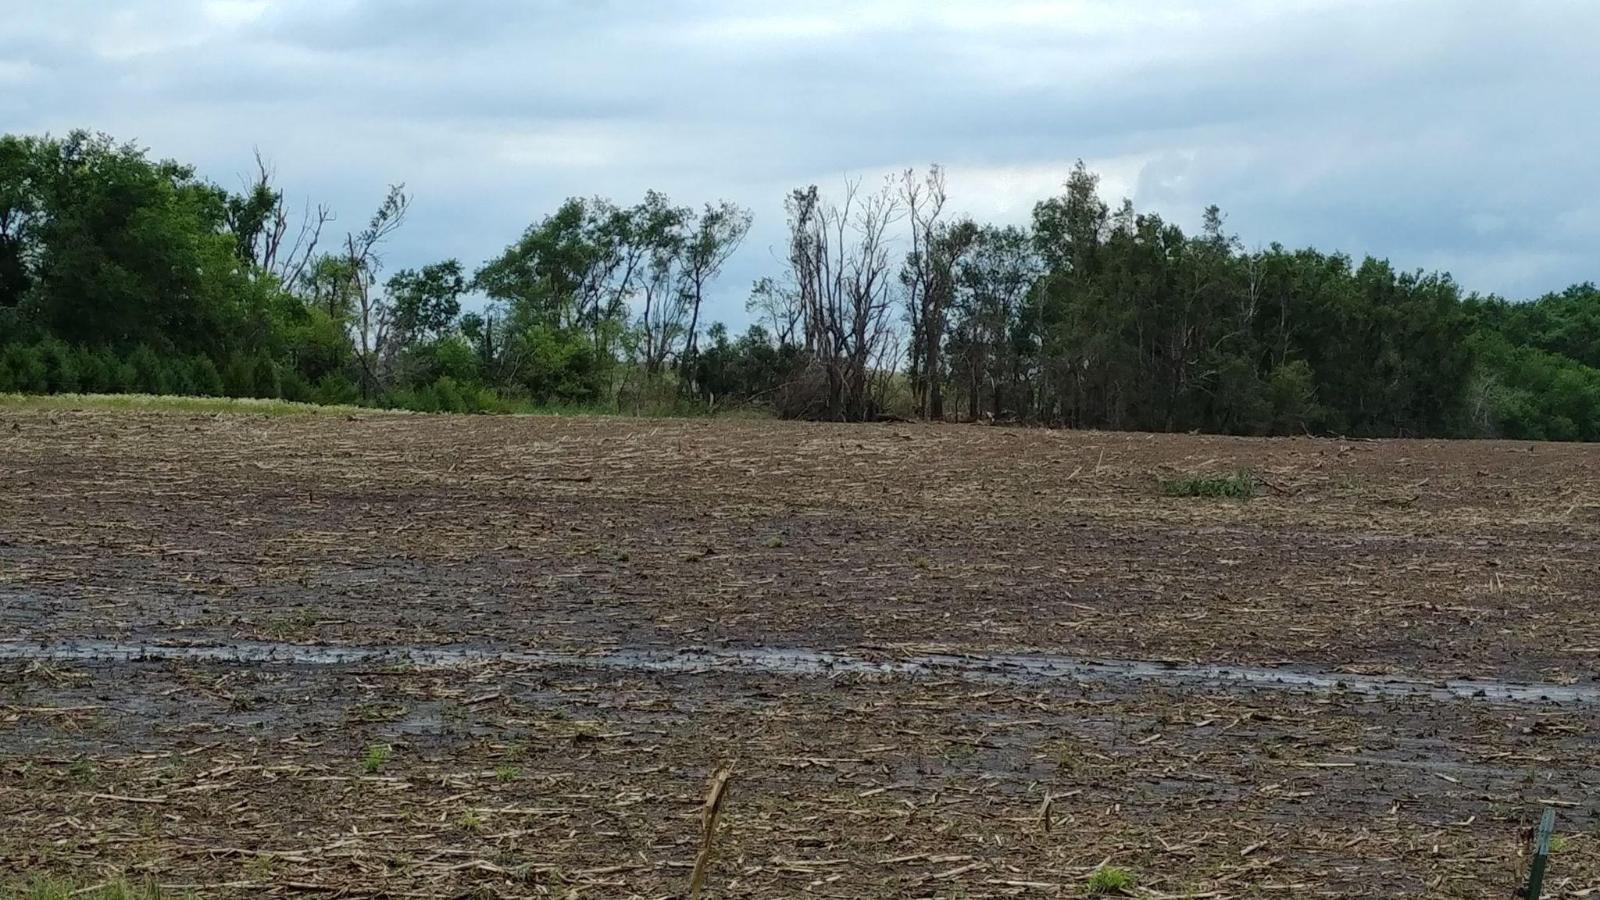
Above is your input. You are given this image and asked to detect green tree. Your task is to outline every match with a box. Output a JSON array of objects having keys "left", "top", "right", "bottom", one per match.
[{"left": 386, "top": 259, "right": 466, "bottom": 345}]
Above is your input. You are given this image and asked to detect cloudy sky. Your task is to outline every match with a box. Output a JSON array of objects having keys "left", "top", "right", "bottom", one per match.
[{"left": 4, "top": 0, "right": 1598, "bottom": 324}]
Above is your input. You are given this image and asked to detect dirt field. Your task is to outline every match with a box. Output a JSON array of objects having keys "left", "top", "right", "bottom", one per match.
[{"left": 2, "top": 409, "right": 1599, "bottom": 898}]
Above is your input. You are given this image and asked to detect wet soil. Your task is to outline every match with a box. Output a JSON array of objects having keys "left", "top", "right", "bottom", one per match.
[{"left": 2, "top": 410, "right": 1599, "bottom": 896}]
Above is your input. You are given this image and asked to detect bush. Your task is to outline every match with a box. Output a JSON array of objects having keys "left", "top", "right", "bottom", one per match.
[
  {"left": 109, "top": 357, "right": 137, "bottom": 394},
  {"left": 1269, "top": 359, "right": 1324, "bottom": 434},
  {"left": 469, "top": 387, "right": 505, "bottom": 413},
  {"left": 432, "top": 335, "right": 481, "bottom": 384},
  {"left": 165, "top": 357, "right": 198, "bottom": 396},
  {"left": 311, "top": 373, "right": 359, "bottom": 406},
  {"left": 127, "top": 345, "right": 169, "bottom": 395},
  {"left": 516, "top": 324, "right": 608, "bottom": 404},
  {"left": 2, "top": 344, "right": 48, "bottom": 393},
  {"left": 251, "top": 354, "right": 281, "bottom": 399},
  {"left": 222, "top": 354, "right": 255, "bottom": 398},
  {"left": 73, "top": 348, "right": 107, "bottom": 393},
  {"left": 39, "top": 339, "right": 81, "bottom": 393},
  {"left": 391, "top": 384, "right": 437, "bottom": 413},
  {"left": 277, "top": 368, "right": 309, "bottom": 402},
  {"left": 188, "top": 356, "right": 224, "bottom": 397},
  {"left": 431, "top": 376, "right": 466, "bottom": 413}
]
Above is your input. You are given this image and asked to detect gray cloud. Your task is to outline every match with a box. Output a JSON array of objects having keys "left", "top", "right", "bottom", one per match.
[{"left": 3, "top": 0, "right": 1598, "bottom": 324}]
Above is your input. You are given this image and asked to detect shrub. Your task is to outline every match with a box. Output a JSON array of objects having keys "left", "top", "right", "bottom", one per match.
[
  {"left": 74, "top": 347, "right": 110, "bottom": 393},
  {"left": 222, "top": 354, "right": 255, "bottom": 398},
  {"left": 164, "top": 357, "right": 197, "bottom": 396},
  {"left": 469, "top": 387, "right": 505, "bottom": 413},
  {"left": 127, "top": 345, "right": 169, "bottom": 395},
  {"left": 431, "top": 376, "right": 466, "bottom": 413},
  {"left": 251, "top": 354, "right": 281, "bottom": 399},
  {"left": 432, "top": 334, "right": 481, "bottom": 383},
  {"left": 2, "top": 344, "right": 48, "bottom": 394},
  {"left": 311, "top": 373, "right": 359, "bottom": 406},
  {"left": 277, "top": 368, "right": 309, "bottom": 403},
  {"left": 39, "top": 339, "right": 81, "bottom": 393},
  {"left": 188, "top": 356, "right": 224, "bottom": 397}
]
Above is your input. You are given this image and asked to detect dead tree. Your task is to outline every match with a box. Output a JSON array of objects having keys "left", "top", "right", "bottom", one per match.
[
  {"left": 343, "top": 185, "right": 411, "bottom": 399},
  {"left": 231, "top": 150, "right": 331, "bottom": 289},
  {"left": 786, "top": 178, "right": 903, "bottom": 421}
]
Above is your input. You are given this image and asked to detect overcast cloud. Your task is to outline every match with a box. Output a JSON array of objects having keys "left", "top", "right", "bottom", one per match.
[{"left": 4, "top": 0, "right": 1598, "bottom": 324}]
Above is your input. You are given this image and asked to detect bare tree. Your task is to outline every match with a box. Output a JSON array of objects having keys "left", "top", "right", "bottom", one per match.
[
  {"left": 746, "top": 276, "right": 802, "bottom": 346},
  {"left": 898, "top": 166, "right": 981, "bottom": 420},
  {"left": 342, "top": 185, "right": 411, "bottom": 398},
  {"left": 230, "top": 150, "right": 331, "bottom": 289},
  {"left": 786, "top": 177, "right": 904, "bottom": 421},
  {"left": 900, "top": 166, "right": 946, "bottom": 418}
]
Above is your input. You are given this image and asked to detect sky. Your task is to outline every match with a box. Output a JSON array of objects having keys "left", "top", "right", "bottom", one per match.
[{"left": 3, "top": 0, "right": 1599, "bottom": 326}]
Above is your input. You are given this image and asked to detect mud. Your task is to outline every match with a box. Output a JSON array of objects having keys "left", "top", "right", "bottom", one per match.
[
  {"left": 4, "top": 410, "right": 1600, "bottom": 897},
  {"left": 5, "top": 638, "right": 1597, "bottom": 705}
]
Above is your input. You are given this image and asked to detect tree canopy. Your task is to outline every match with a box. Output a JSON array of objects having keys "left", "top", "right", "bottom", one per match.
[{"left": 2, "top": 130, "right": 1597, "bottom": 440}]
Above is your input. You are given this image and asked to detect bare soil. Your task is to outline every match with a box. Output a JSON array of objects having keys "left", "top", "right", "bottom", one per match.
[{"left": 2, "top": 410, "right": 1598, "bottom": 897}]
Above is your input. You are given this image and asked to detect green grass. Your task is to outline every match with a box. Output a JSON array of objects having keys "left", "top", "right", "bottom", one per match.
[
  {"left": 1086, "top": 865, "right": 1135, "bottom": 895},
  {"left": 360, "top": 743, "right": 393, "bottom": 774},
  {"left": 0, "top": 392, "right": 377, "bottom": 416},
  {"left": 1156, "top": 470, "right": 1257, "bottom": 498},
  {"left": 0, "top": 391, "right": 777, "bottom": 420},
  {"left": 18, "top": 877, "right": 189, "bottom": 900}
]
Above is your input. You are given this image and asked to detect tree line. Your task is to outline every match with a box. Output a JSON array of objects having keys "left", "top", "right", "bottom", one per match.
[{"left": 1, "top": 130, "right": 1596, "bottom": 439}]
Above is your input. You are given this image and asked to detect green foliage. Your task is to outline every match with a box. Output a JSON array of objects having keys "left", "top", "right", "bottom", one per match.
[
  {"left": 514, "top": 323, "right": 608, "bottom": 404},
  {"left": 1158, "top": 471, "right": 1257, "bottom": 498},
  {"left": 4, "top": 132, "right": 257, "bottom": 355},
  {"left": 0, "top": 392, "right": 375, "bottom": 415},
  {"left": 430, "top": 334, "right": 481, "bottom": 383},
  {"left": 19, "top": 876, "right": 187, "bottom": 900},
  {"left": 1267, "top": 359, "right": 1323, "bottom": 434},
  {"left": 251, "top": 354, "right": 281, "bottom": 399},
  {"left": 39, "top": 339, "right": 80, "bottom": 393},
  {"left": 311, "top": 373, "right": 360, "bottom": 406},
  {"left": 1462, "top": 296, "right": 1600, "bottom": 441},
  {"left": 127, "top": 345, "right": 169, "bottom": 395},
  {"left": 188, "top": 356, "right": 224, "bottom": 397},
  {"left": 387, "top": 260, "right": 466, "bottom": 342},
  {"left": 361, "top": 743, "right": 392, "bottom": 774},
  {"left": 686, "top": 323, "right": 806, "bottom": 409},
  {"left": 278, "top": 367, "right": 309, "bottom": 402},
  {"left": 282, "top": 306, "right": 351, "bottom": 383},
  {"left": 1086, "top": 866, "right": 1134, "bottom": 895},
  {"left": 222, "top": 353, "right": 255, "bottom": 399},
  {"left": 3, "top": 128, "right": 1600, "bottom": 437},
  {"left": 2, "top": 343, "right": 48, "bottom": 393}
]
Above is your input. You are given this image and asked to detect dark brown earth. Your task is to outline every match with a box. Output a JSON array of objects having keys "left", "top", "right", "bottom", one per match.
[{"left": 2, "top": 410, "right": 1598, "bottom": 897}]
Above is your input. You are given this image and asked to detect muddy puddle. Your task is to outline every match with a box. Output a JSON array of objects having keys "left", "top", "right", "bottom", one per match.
[{"left": 1, "top": 639, "right": 1594, "bottom": 704}]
